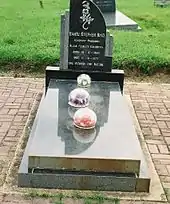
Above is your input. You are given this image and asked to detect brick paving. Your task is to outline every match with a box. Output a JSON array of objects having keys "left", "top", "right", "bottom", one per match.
[
  {"left": 125, "top": 82, "right": 170, "bottom": 192},
  {"left": 0, "top": 78, "right": 43, "bottom": 187},
  {"left": 0, "top": 78, "right": 170, "bottom": 203}
]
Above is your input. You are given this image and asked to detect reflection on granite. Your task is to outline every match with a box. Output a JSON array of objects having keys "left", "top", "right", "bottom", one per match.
[{"left": 54, "top": 79, "right": 120, "bottom": 155}]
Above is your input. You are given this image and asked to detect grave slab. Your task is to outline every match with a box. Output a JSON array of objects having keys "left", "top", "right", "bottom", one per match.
[
  {"left": 104, "top": 10, "right": 141, "bottom": 30},
  {"left": 91, "top": 0, "right": 140, "bottom": 30},
  {"left": 17, "top": 91, "right": 136, "bottom": 194},
  {"left": 18, "top": 79, "right": 150, "bottom": 192},
  {"left": 28, "top": 79, "right": 145, "bottom": 175}
]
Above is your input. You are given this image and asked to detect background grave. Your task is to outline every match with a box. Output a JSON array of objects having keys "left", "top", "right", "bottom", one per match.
[{"left": 92, "top": 0, "right": 141, "bottom": 30}]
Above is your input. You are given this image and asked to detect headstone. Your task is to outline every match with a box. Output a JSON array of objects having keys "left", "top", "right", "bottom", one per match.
[
  {"left": 68, "top": 0, "right": 112, "bottom": 72},
  {"left": 93, "top": 0, "right": 116, "bottom": 12}
]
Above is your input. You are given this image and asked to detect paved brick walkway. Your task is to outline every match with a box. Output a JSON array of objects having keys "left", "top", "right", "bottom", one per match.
[
  {"left": 0, "top": 78, "right": 43, "bottom": 187},
  {"left": 0, "top": 78, "right": 169, "bottom": 203},
  {"left": 125, "top": 82, "right": 170, "bottom": 191}
]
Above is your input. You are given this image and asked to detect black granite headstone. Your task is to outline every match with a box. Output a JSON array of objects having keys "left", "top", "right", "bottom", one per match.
[
  {"left": 93, "top": 0, "right": 116, "bottom": 13},
  {"left": 68, "top": 0, "right": 112, "bottom": 72}
]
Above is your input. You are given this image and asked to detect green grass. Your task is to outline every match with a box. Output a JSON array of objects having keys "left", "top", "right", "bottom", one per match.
[
  {"left": 0, "top": 0, "right": 170, "bottom": 74},
  {"left": 113, "top": 0, "right": 170, "bottom": 73}
]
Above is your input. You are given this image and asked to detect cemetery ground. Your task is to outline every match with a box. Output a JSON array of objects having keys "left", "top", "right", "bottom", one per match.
[
  {"left": 0, "top": 0, "right": 170, "bottom": 204},
  {"left": 0, "top": 0, "right": 170, "bottom": 75}
]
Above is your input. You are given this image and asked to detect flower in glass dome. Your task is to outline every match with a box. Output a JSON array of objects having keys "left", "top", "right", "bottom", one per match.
[
  {"left": 77, "top": 74, "right": 91, "bottom": 87},
  {"left": 68, "top": 88, "right": 90, "bottom": 108},
  {"left": 73, "top": 107, "right": 97, "bottom": 129}
]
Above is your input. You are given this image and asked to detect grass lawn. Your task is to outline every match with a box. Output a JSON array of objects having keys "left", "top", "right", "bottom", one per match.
[{"left": 0, "top": 0, "right": 170, "bottom": 74}]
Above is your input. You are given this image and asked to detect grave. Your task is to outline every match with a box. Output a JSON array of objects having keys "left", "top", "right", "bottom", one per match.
[
  {"left": 93, "top": 0, "right": 116, "bottom": 12},
  {"left": 92, "top": 0, "right": 141, "bottom": 30},
  {"left": 154, "top": 0, "right": 170, "bottom": 6},
  {"left": 18, "top": 0, "right": 150, "bottom": 192}
]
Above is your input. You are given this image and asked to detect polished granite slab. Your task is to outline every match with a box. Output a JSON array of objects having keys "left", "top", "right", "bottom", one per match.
[
  {"left": 27, "top": 79, "right": 146, "bottom": 174},
  {"left": 18, "top": 92, "right": 138, "bottom": 191},
  {"left": 104, "top": 11, "right": 141, "bottom": 30}
]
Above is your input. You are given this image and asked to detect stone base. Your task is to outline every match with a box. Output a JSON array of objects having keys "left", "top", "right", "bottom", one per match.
[
  {"left": 19, "top": 169, "right": 137, "bottom": 191},
  {"left": 18, "top": 156, "right": 150, "bottom": 192},
  {"left": 104, "top": 10, "right": 141, "bottom": 31}
]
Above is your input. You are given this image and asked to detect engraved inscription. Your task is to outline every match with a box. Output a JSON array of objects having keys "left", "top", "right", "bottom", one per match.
[{"left": 68, "top": 31, "right": 105, "bottom": 68}]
